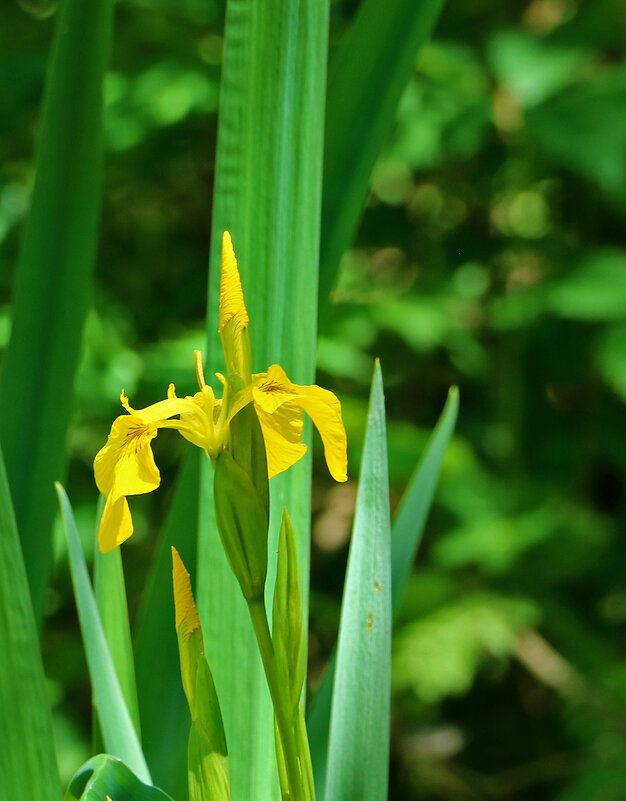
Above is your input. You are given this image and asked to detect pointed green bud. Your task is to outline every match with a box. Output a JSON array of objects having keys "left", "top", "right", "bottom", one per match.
[
  {"left": 228, "top": 403, "right": 270, "bottom": 523},
  {"left": 272, "top": 508, "right": 306, "bottom": 717},
  {"left": 214, "top": 447, "right": 268, "bottom": 602}
]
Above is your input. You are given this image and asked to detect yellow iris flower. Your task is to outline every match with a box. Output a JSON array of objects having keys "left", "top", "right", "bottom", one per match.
[{"left": 94, "top": 231, "right": 348, "bottom": 553}]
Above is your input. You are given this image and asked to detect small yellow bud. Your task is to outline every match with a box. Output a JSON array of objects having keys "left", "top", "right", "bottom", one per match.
[
  {"left": 172, "top": 546, "right": 200, "bottom": 636},
  {"left": 218, "top": 231, "right": 249, "bottom": 334}
]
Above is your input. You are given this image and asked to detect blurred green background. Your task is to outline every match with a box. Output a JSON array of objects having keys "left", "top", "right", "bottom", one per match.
[{"left": 1, "top": 0, "right": 625, "bottom": 799}]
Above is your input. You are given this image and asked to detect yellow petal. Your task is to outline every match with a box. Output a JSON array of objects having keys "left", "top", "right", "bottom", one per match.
[
  {"left": 292, "top": 383, "right": 348, "bottom": 482},
  {"left": 255, "top": 403, "right": 307, "bottom": 478},
  {"left": 98, "top": 493, "right": 133, "bottom": 553},
  {"left": 94, "top": 415, "right": 148, "bottom": 496},
  {"left": 219, "top": 231, "right": 249, "bottom": 333},
  {"left": 122, "top": 393, "right": 203, "bottom": 426},
  {"left": 113, "top": 427, "right": 160, "bottom": 497},
  {"left": 253, "top": 364, "right": 348, "bottom": 482},
  {"left": 172, "top": 546, "right": 200, "bottom": 636}
]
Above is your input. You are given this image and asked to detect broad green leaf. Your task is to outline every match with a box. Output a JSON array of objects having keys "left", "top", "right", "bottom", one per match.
[
  {"left": 196, "top": 2, "right": 331, "bottom": 800},
  {"left": 0, "top": 0, "right": 114, "bottom": 621},
  {"left": 65, "top": 755, "right": 173, "bottom": 801},
  {"left": 319, "top": 0, "right": 445, "bottom": 312},
  {"left": 134, "top": 450, "right": 199, "bottom": 797},
  {"left": 325, "top": 362, "right": 391, "bottom": 801},
  {"left": 56, "top": 484, "right": 151, "bottom": 784},
  {"left": 0, "top": 444, "right": 61, "bottom": 801},
  {"left": 94, "top": 524, "right": 141, "bottom": 739},
  {"left": 308, "top": 385, "right": 459, "bottom": 797}
]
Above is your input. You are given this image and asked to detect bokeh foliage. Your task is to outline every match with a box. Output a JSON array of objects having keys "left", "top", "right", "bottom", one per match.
[{"left": 1, "top": 0, "right": 624, "bottom": 799}]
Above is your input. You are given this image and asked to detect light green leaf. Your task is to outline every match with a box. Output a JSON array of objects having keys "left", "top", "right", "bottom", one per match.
[
  {"left": 94, "top": 519, "right": 141, "bottom": 739},
  {"left": 65, "top": 754, "right": 173, "bottom": 801},
  {"left": 196, "top": 2, "right": 331, "bottom": 800},
  {"left": 0, "top": 444, "right": 61, "bottom": 801},
  {"left": 0, "top": 0, "right": 114, "bottom": 621},
  {"left": 319, "top": 0, "right": 445, "bottom": 311},
  {"left": 56, "top": 484, "right": 151, "bottom": 784},
  {"left": 308, "top": 385, "right": 459, "bottom": 797},
  {"left": 325, "top": 362, "right": 391, "bottom": 801}
]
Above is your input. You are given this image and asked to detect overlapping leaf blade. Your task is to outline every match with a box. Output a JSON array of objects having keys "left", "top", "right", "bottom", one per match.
[
  {"left": 308, "top": 385, "right": 459, "bottom": 796},
  {"left": 0, "top": 446, "right": 61, "bottom": 801},
  {"left": 134, "top": 450, "right": 200, "bottom": 797},
  {"left": 195, "top": 2, "right": 331, "bottom": 800},
  {"left": 0, "top": 0, "right": 114, "bottom": 621},
  {"left": 319, "top": 0, "right": 445, "bottom": 313},
  {"left": 65, "top": 755, "right": 174, "bottom": 801},
  {"left": 94, "top": 536, "right": 141, "bottom": 738},
  {"left": 57, "top": 484, "right": 151, "bottom": 784},
  {"left": 325, "top": 362, "right": 391, "bottom": 801}
]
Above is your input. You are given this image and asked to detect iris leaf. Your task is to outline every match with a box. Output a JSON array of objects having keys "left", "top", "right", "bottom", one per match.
[
  {"left": 0, "top": 445, "right": 61, "bottom": 801},
  {"left": 65, "top": 754, "right": 173, "bottom": 801},
  {"left": 308, "top": 385, "right": 459, "bottom": 797},
  {"left": 325, "top": 362, "right": 392, "bottom": 801},
  {"left": 319, "top": 0, "right": 445, "bottom": 315},
  {"left": 0, "top": 0, "right": 114, "bottom": 621},
  {"left": 56, "top": 484, "right": 151, "bottom": 784},
  {"left": 195, "top": 2, "right": 331, "bottom": 800}
]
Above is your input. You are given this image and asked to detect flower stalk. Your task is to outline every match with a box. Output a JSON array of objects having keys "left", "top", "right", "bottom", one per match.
[{"left": 94, "top": 231, "right": 345, "bottom": 800}]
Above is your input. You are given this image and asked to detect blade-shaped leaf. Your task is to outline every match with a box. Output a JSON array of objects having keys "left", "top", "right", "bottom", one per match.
[
  {"left": 65, "top": 755, "right": 174, "bottom": 801},
  {"left": 308, "top": 386, "right": 459, "bottom": 797},
  {"left": 319, "top": 0, "right": 445, "bottom": 314},
  {"left": 0, "top": 0, "right": 114, "bottom": 621},
  {"left": 196, "top": 2, "right": 332, "bottom": 800},
  {"left": 134, "top": 450, "right": 200, "bottom": 797},
  {"left": 325, "top": 362, "right": 391, "bottom": 801},
  {"left": 94, "top": 529, "right": 141, "bottom": 739},
  {"left": 0, "top": 445, "right": 61, "bottom": 801},
  {"left": 56, "top": 484, "right": 151, "bottom": 784}
]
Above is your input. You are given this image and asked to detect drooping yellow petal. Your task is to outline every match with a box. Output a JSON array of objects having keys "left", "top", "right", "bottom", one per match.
[
  {"left": 252, "top": 364, "right": 348, "bottom": 482},
  {"left": 218, "top": 231, "right": 249, "bottom": 334},
  {"left": 98, "top": 493, "right": 133, "bottom": 553},
  {"left": 254, "top": 403, "right": 307, "bottom": 478},
  {"left": 290, "top": 383, "right": 347, "bottom": 482},
  {"left": 172, "top": 546, "right": 200, "bottom": 635},
  {"left": 94, "top": 415, "right": 155, "bottom": 496}
]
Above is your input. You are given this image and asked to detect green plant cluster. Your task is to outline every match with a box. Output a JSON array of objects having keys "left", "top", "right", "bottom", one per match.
[{"left": 0, "top": 0, "right": 624, "bottom": 800}]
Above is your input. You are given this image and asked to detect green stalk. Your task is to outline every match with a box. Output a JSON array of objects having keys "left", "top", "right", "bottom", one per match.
[
  {"left": 248, "top": 599, "right": 304, "bottom": 801},
  {"left": 296, "top": 706, "right": 315, "bottom": 801}
]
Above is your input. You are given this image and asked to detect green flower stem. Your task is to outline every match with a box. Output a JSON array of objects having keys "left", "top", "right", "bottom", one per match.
[
  {"left": 296, "top": 705, "right": 315, "bottom": 801},
  {"left": 248, "top": 598, "right": 305, "bottom": 801},
  {"left": 274, "top": 721, "right": 291, "bottom": 801}
]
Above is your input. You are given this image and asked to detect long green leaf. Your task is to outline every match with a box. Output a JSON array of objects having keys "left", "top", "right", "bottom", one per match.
[
  {"left": 319, "top": 0, "right": 445, "bottom": 313},
  {"left": 134, "top": 450, "right": 200, "bottom": 797},
  {"left": 0, "top": 445, "right": 61, "bottom": 801},
  {"left": 325, "top": 362, "right": 391, "bottom": 801},
  {"left": 56, "top": 484, "right": 151, "bottom": 784},
  {"left": 194, "top": 3, "right": 331, "bottom": 800},
  {"left": 308, "top": 385, "right": 459, "bottom": 797},
  {"left": 94, "top": 526, "right": 141, "bottom": 738},
  {"left": 0, "top": 0, "right": 114, "bottom": 621},
  {"left": 65, "top": 755, "right": 174, "bottom": 801}
]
